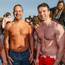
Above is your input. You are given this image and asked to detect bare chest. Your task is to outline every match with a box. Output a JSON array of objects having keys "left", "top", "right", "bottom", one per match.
[
  {"left": 36, "top": 23, "right": 56, "bottom": 40},
  {"left": 9, "top": 24, "right": 29, "bottom": 37},
  {"left": 44, "top": 25, "right": 56, "bottom": 40}
]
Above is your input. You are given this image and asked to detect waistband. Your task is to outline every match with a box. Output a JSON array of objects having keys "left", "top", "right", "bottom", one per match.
[
  {"left": 41, "top": 55, "right": 56, "bottom": 59},
  {"left": 10, "top": 49, "right": 29, "bottom": 53}
]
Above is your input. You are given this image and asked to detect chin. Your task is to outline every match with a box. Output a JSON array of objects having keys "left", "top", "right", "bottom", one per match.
[
  {"left": 16, "top": 17, "right": 20, "bottom": 19},
  {"left": 41, "top": 17, "right": 46, "bottom": 20},
  {"left": 41, "top": 18, "right": 45, "bottom": 21}
]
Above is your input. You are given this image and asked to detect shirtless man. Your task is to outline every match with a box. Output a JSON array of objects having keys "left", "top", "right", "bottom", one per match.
[
  {"left": 4, "top": 4, "right": 33, "bottom": 65},
  {"left": 35, "top": 3, "right": 65, "bottom": 65}
]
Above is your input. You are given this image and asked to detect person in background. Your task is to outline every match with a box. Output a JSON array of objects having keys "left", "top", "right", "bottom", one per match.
[
  {"left": 2, "top": 12, "right": 13, "bottom": 30},
  {"left": 50, "top": 0, "right": 65, "bottom": 28}
]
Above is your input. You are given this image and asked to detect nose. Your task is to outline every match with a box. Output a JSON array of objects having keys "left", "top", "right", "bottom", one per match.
[
  {"left": 40, "top": 12, "right": 45, "bottom": 16},
  {"left": 15, "top": 11, "right": 19, "bottom": 15}
]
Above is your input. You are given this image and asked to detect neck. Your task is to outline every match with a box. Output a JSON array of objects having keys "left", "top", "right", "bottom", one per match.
[
  {"left": 43, "top": 18, "right": 52, "bottom": 26},
  {"left": 14, "top": 18, "right": 22, "bottom": 23}
]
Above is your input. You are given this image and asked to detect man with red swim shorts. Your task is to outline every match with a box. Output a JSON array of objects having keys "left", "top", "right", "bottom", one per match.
[{"left": 35, "top": 3, "right": 65, "bottom": 65}]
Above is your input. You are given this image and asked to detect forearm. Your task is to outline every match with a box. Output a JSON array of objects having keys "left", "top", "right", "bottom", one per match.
[
  {"left": 4, "top": 43, "right": 9, "bottom": 59},
  {"left": 30, "top": 42, "right": 33, "bottom": 56},
  {"left": 55, "top": 49, "right": 64, "bottom": 64},
  {"left": 4, "top": 39, "right": 9, "bottom": 57},
  {"left": 1, "top": 48, "right": 7, "bottom": 64},
  {"left": 30, "top": 35, "right": 34, "bottom": 55},
  {"left": 5, "top": 47, "right": 11, "bottom": 65},
  {"left": 36, "top": 43, "right": 40, "bottom": 59},
  {"left": 5, "top": 47, "right": 9, "bottom": 58}
]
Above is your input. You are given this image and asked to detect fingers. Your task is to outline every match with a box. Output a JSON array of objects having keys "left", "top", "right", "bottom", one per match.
[
  {"left": 2, "top": 62, "right": 7, "bottom": 65},
  {"left": 29, "top": 56, "right": 34, "bottom": 63},
  {"left": 8, "top": 56, "right": 14, "bottom": 65},
  {"left": 8, "top": 56, "right": 14, "bottom": 62},
  {"left": 9, "top": 60, "right": 13, "bottom": 65},
  {"left": 9, "top": 57, "right": 14, "bottom": 62}
]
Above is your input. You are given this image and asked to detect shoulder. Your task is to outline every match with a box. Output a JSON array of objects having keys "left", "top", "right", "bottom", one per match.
[
  {"left": 22, "top": 20, "right": 32, "bottom": 29},
  {"left": 56, "top": 23, "right": 64, "bottom": 31},
  {"left": 23, "top": 20, "right": 33, "bottom": 33},
  {"left": 21, "top": 20, "right": 32, "bottom": 33},
  {"left": 5, "top": 22, "right": 12, "bottom": 31},
  {"left": 55, "top": 22, "right": 64, "bottom": 35},
  {"left": 52, "top": 21, "right": 64, "bottom": 34}
]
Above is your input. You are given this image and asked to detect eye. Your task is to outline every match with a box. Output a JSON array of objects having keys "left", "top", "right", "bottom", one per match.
[
  {"left": 38, "top": 11, "right": 41, "bottom": 14},
  {"left": 43, "top": 10, "right": 46, "bottom": 12}
]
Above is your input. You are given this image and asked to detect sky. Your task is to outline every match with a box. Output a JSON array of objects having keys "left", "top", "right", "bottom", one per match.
[{"left": 0, "top": 0, "right": 65, "bottom": 18}]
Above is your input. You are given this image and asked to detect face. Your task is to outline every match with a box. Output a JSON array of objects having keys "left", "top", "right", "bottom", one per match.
[
  {"left": 13, "top": 6, "right": 23, "bottom": 20},
  {"left": 58, "top": 2, "right": 64, "bottom": 10},
  {"left": 38, "top": 7, "right": 50, "bottom": 21}
]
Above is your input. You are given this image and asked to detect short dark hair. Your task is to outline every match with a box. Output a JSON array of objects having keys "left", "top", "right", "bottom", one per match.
[
  {"left": 37, "top": 3, "right": 50, "bottom": 11},
  {"left": 13, "top": 4, "right": 23, "bottom": 12}
]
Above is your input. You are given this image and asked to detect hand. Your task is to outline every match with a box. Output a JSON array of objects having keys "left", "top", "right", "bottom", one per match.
[
  {"left": 35, "top": 59, "right": 39, "bottom": 65},
  {"left": 2, "top": 62, "right": 8, "bottom": 65},
  {"left": 29, "top": 54, "right": 33, "bottom": 63},
  {"left": 2, "top": 57, "right": 8, "bottom": 65},
  {"left": 8, "top": 56, "right": 14, "bottom": 65}
]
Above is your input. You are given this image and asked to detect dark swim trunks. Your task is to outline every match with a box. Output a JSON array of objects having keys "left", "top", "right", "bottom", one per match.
[{"left": 9, "top": 49, "right": 30, "bottom": 65}]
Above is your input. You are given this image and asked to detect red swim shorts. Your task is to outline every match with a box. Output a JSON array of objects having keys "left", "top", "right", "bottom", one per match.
[{"left": 39, "top": 55, "right": 56, "bottom": 65}]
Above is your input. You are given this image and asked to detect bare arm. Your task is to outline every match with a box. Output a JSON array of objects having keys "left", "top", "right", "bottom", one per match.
[
  {"left": 32, "top": 26, "right": 41, "bottom": 64},
  {"left": 54, "top": 24, "right": 65, "bottom": 65},
  {"left": 1, "top": 48, "right": 7, "bottom": 65},
  {"left": 35, "top": 32, "right": 41, "bottom": 65},
  {"left": 36, "top": 40, "right": 41, "bottom": 60},
  {"left": 4, "top": 23, "right": 13, "bottom": 65},
  {"left": 4, "top": 25, "right": 9, "bottom": 58},
  {"left": 0, "top": 39, "right": 7, "bottom": 65},
  {"left": 28, "top": 25, "right": 34, "bottom": 63}
]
